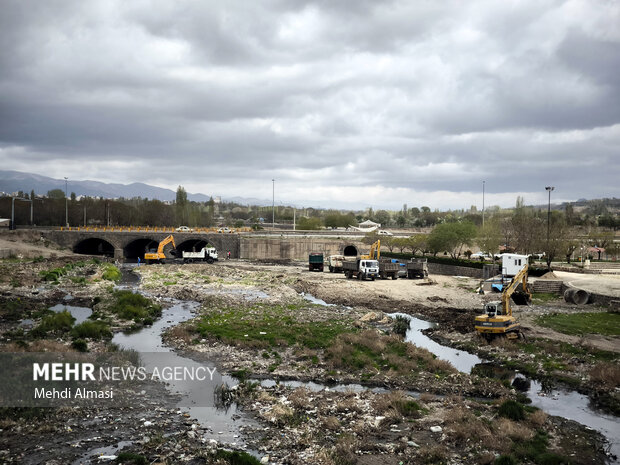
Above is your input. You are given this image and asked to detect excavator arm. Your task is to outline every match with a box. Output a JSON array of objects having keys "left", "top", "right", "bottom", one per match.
[
  {"left": 361, "top": 240, "right": 381, "bottom": 260},
  {"left": 501, "top": 264, "right": 531, "bottom": 316},
  {"left": 145, "top": 235, "right": 177, "bottom": 261},
  {"left": 157, "top": 235, "right": 176, "bottom": 255}
]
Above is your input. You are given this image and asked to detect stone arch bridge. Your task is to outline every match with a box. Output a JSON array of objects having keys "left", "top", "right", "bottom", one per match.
[
  {"left": 43, "top": 230, "right": 365, "bottom": 261},
  {"left": 45, "top": 230, "right": 240, "bottom": 260}
]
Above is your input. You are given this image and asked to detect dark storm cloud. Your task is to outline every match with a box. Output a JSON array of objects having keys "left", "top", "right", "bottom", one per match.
[{"left": 0, "top": 0, "right": 618, "bottom": 209}]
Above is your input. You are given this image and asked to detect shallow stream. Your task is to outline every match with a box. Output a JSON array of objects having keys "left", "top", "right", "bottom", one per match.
[{"left": 390, "top": 312, "right": 620, "bottom": 463}]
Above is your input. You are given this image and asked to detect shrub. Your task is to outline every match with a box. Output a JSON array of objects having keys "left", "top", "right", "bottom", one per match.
[
  {"left": 495, "top": 456, "right": 517, "bottom": 465},
  {"left": 392, "top": 315, "right": 410, "bottom": 337},
  {"left": 70, "top": 321, "right": 112, "bottom": 340},
  {"left": 71, "top": 339, "right": 88, "bottom": 352},
  {"left": 212, "top": 449, "right": 262, "bottom": 465},
  {"left": 101, "top": 264, "right": 121, "bottom": 282},
  {"left": 111, "top": 290, "right": 161, "bottom": 323},
  {"left": 498, "top": 400, "right": 525, "bottom": 421},
  {"left": 31, "top": 310, "right": 75, "bottom": 337},
  {"left": 116, "top": 452, "right": 147, "bottom": 465}
]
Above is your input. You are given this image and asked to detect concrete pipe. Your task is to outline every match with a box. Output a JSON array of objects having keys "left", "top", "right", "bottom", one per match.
[{"left": 564, "top": 288, "right": 590, "bottom": 305}]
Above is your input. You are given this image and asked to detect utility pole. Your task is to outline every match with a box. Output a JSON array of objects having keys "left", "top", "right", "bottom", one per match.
[
  {"left": 64, "top": 177, "right": 69, "bottom": 227},
  {"left": 11, "top": 197, "right": 33, "bottom": 230},
  {"left": 84, "top": 204, "right": 86, "bottom": 227},
  {"left": 293, "top": 207, "right": 296, "bottom": 231},
  {"left": 272, "top": 179, "right": 275, "bottom": 230},
  {"left": 482, "top": 180, "right": 485, "bottom": 228}
]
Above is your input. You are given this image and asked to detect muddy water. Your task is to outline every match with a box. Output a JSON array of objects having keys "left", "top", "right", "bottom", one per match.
[
  {"left": 111, "top": 299, "right": 252, "bottom": 446},
  {"left": 389, "top": 313, "right": 620, "bottom": 463},
  {"left": 110, "top": 268, "right": 258, "bottom": 449},
  {"left": 50, "top": 303, "right": 92, "bottom": 324},
  {"left": 526, "top": 380, "right": 620, "bottom": 462},
  {"left": 391, "top": 312, "right": 483, "bottom": 373}
]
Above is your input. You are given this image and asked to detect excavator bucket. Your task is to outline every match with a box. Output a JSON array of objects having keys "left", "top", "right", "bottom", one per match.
[{"left": 511, "top": 291, "right": 531, "bottom": 306}]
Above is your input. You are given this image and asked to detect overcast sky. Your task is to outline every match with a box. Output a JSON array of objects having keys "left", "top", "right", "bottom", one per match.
[{"left": 1, "top": 0, "right": 618, "bottom": 211}]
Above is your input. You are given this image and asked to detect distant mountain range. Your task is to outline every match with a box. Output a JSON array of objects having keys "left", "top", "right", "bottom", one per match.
[{"left": 0, "top": 170, "right": 270, "bottom": 205}]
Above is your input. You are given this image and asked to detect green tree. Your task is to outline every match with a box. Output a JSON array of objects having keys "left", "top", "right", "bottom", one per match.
[
  {"left": 47, "top": 189, "right": 65, "bottom": 199},
  {"left": 540, "top": 213, "right": 573, "bottom": 268},
  {"left": 297, "top": 217, "right": 322, "bottom": 230},
  {"left": 428, "top": 222, "right": 477, "bottom": 258},
  {"left": 406, "top": 234, "right": 428, "bottom": 255},
  {"left": 508, "top": 198, "right": 544, "bottom": 255},
  {"left": 477, "top": 219, "right": 502, "bottom": 259},
  {"left": 396, "top": 215, "right": 406, "bottom": 227},
  {"left": 382, "top": 236, "right": 395, "bottom": 252},
  {"left": 175, "top": 186, "right": 188, "bottom": 225},
  {"left": 393, "top": 237, "right": 408, "bottom": 252},
  {"left": 362, "top": 231, "right": 380, "bottom": 246},
  {"left": 324, "top": 212, "right": 357, "bottom": 229},
  {"left": 375, "top": 210, "right": 391, "bottom": 226}
]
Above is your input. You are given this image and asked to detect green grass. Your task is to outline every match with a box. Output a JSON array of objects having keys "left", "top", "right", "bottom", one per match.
[
  {"left": 498, "top": 400, "right": 525, "bottom": 421},
  {"left": 212, "top": 449, "right": 262, "bottom": 465},
  {"left": 70, "top": 320, "right": 112, "bottom": 340},
  {"left": 511, "top": 431, "right": 569, "bottom": 464},
  {"left": 195, "top": 303, "right": 354, "bottom": 349},
  {"left": 101, "top": 264, "right": 121, "bottom": 282},
  {"left": 326, "top": 330, "right": 456, "bottom": 377},
  {"left": 110, "top": 290, "right": 162, "bottom": 324},
  {"left": 531, "top": 292, "right": 559, "bottom": 304},
  {"left": 536, "top": 312, "right": 620, "bottom": 336}
]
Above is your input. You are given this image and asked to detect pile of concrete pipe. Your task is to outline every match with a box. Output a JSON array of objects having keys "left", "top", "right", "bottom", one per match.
[{"left": 564, "top": 288, "right": 591, "bottom": 305}]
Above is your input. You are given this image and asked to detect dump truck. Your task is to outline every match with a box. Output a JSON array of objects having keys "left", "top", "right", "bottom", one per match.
[
  {"left": 144, "top": 235, "right": 176, "bottom": 264},
  {"left": 327, "top": 254, "right": 346, "bottom": 273},
  {"left": 342, "top": 258, "right": 379, "bottom": 281},
  {"left": 406, "top": 258, "right": 428, "bottom": 278},
  {"left": 379, "top": 259, "right": 399, "bottom": 280},
  {"left": 308, "top": 252, "right": 324, "bottom": 272},
  {"left": 182, "top": 247, "right": 218, "bottom": 264}
]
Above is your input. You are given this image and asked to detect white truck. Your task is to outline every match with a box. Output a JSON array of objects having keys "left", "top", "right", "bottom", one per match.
[
  {"left": 182, "top": 247, "right": 218, "bottom": 264},
  {"left": 342, "top": 259, "right": 380, "bottom": 281},
  {"left": 327, "top": 254, "right": 347, "bottom": 273}
]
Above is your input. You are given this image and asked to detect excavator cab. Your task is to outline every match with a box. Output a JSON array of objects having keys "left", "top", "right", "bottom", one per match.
[{"left": 484, "top": 301, "right": 502, "bottom": 317}]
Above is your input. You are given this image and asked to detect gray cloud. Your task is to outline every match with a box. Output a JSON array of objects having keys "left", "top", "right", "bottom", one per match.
[{"left": 0, "top": 0, "right": 618, "bottom": 210}]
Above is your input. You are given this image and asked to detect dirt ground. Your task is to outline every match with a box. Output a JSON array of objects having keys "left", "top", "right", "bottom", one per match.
[
  {"left": 0, "top": 241, "right": 618, "bottom": 464},
  {"left": 0, "top": 230, "right": 73, "bottom": 258}
]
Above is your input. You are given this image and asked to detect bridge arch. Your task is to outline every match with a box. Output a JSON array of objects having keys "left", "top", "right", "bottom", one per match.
[
  {"left": 73, "top": 238, "right": 115, "bottom": 257},
  {"left": 342, "top": 244, "right": 359, "bottom": 257},
  {"left": 176, "top": 238, "right": 213, "bottom": 253},
  {"left": 124, "top": 238, "right": 160, "bottom": 259}
]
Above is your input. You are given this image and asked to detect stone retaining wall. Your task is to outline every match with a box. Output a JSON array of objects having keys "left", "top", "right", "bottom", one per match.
[
  {"left": 240, "top": 237, "right": 365, "bottom": 261},
  {"left": 426, "top": 262, "right": 483, "bottom": 278}
]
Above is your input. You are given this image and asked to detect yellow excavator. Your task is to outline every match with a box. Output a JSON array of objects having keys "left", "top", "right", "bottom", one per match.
[
  {"left": 475, "top": 264, "right": 531, "bottom": 341},
  {"left": 361, "top": 240, "right": 380, "bottom": 260},
  {"left": 144, "top": 235, "right": 177, "bottom": 264}
]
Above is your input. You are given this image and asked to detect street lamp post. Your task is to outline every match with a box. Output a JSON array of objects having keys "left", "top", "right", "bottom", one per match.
[
  {"left": 545, "top": 186, "right": 554, "bottom": 265},
  {"left": 272, "top": 179, "right": 275, "bottom": 230},
  {"left": 482, "top": 180, "right": 485, "bottom": 228},
  {"left": 64, "top": 177, "right": 69, "bottom": 227}
]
